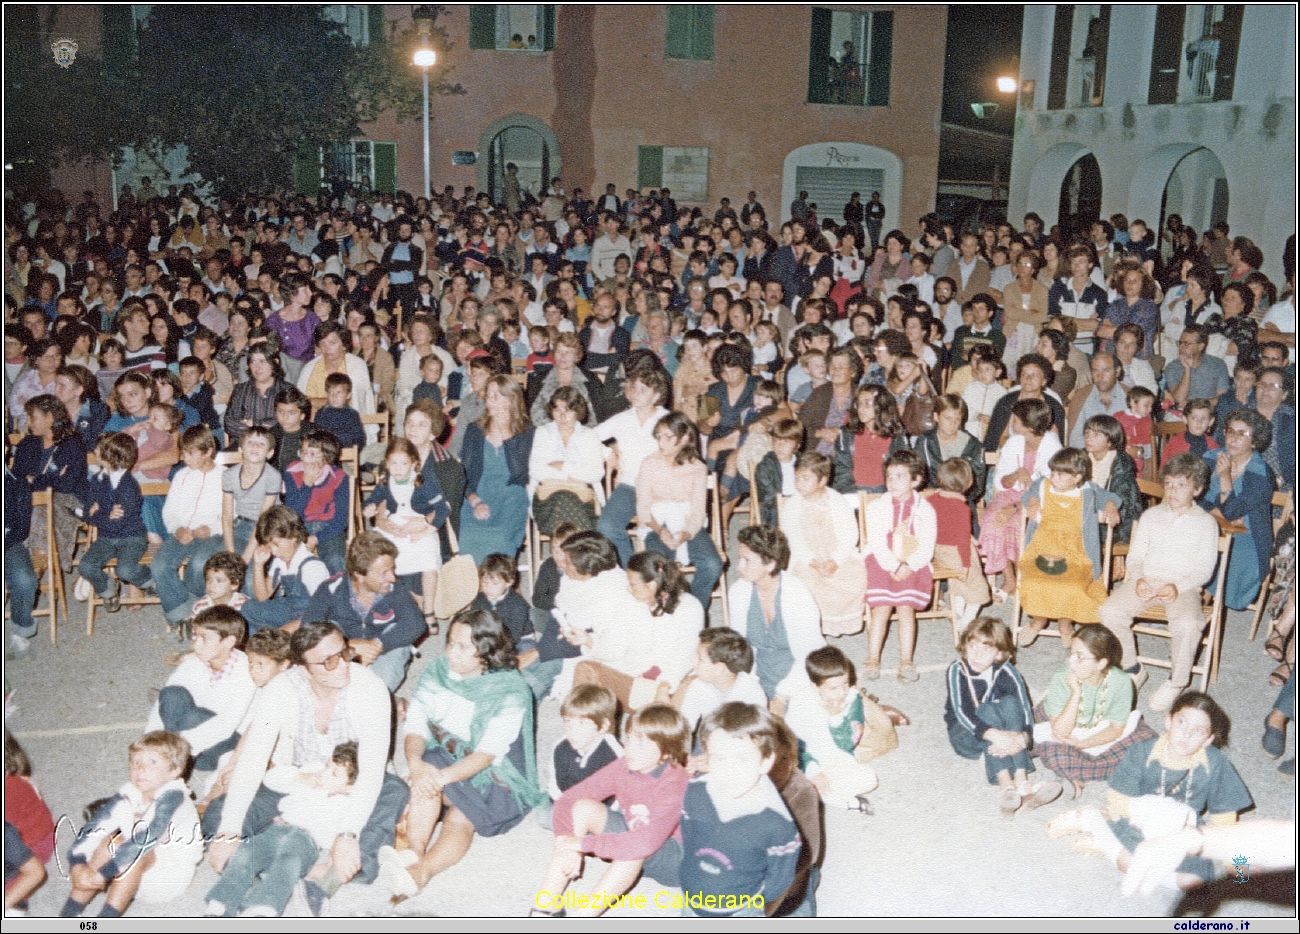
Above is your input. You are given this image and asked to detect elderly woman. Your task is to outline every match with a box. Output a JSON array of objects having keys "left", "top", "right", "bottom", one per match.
[
  {"left": 1252, "top": 366, "right": 1295, "bottom": 493},
  {"left": 223, "top": 346, "right": 289, "bottom": 449},
  {"left": 1202, "top": 408, "right": 1277, "bottom": 611},
  {"left": 635, "top": 308, "right": 677, "bottom": 376},
  {"left": 459, "top": 376, "right": 535, "bottom": 565},
  {"left": 528, "top": 386, "right": 606, "bottom": 534},
  {"left": 1002, "top": 253, "right": 1051, "bottom": 369},
  {"left": 783, "top": 451, "right": 868, "bottom": 636},
  {"left": 702, "top": 342, "right": 758, "bottom": 461},
  {"left": 798, "top": 346, "right": 862, "bottom": 457},
  {"left": 8, "top": 338, "right": 64, "bottom": 430},
  {"left": 389, "top": 608, "right": 544, "bottom": 899},
  {"left": 529, "top": 333, "right": 596, "bottom": 428},
  {"left": 727, "top": 525, "right": 825, "bottom": 715},
  {"left": 394, "top": 314, "right": 454, "bottom": 432}
]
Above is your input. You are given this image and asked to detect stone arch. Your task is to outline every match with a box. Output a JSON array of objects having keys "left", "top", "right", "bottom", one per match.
[
  {"left": 781, "top": 142, "right": 902, "bottom": 231},
  {"left": 1024, "top": 142, "right": 1095, "bottom": 230},
  {"left": 476, "top": 114, "right": 562, "bottom": 202},
  {"left": 1126, "top": 143, "right": 1227, "bottom": 234}
]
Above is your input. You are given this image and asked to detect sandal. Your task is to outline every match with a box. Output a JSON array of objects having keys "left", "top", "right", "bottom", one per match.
[
  {"left": 863, "top": 661, "right": 881, "bottom": 682},
  {"left": 897, "top": 663, "right": 920, "bottom": 683},
  {"left": 999, "top": 787, "right": 1022, "bottom": 820},
  {"left": 1020, "top": 780, "right": 1063, "bottom": 812},
  {"left": 1265, "top": 626, "right": 1288, "bottom": 662},
  {"left": 1269, "top": 660, "right": 1292, "bottom": 688},
  {"left": 1017, "top": 626, "right": 1042, "bottom": 648},
  {"left": 1046, "top": 808, "right": 1088, "bottom": 839}
]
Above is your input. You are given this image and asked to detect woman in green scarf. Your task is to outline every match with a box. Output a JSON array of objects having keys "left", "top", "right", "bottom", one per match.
[{"left": 388, "top": 607, "right": 545, "bottom": 897}]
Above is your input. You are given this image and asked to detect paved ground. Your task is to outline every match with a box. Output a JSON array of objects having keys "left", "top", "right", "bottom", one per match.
[{"left": 6, "top": 545, "right": 1296, "bottom": 919}]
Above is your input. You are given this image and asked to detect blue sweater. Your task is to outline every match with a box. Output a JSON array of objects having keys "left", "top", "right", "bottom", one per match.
[
  {"left": 82, "top": 470, "right": 148, "bottom": 539},
  {"left": 365, "top": 474, "right": 449, "bottom": 530},
  {"left": 461, "top": 423, "right": 533, "bottom": 494},
  {"left": 313, "top": 404, "right": 366, "bottom": 450},
  {"left": 13, "top": 434, "right": 87, "bottom": 499},
  {"left": 5, "top": 468, "right": 32, "bottom": 552},
  {"left": 678, "top": 777, "right": 801, "bottom": 915},
  {"left": 73, "top": 398, "right": 110, "bottom": 449},
  {"left": 302, "top": 573, "right": 425, "bottom": 653}
]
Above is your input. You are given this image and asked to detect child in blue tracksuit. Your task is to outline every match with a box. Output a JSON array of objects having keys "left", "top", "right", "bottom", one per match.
[
  {"left": 243, "top": 506, "right": 331, "bottom": 634},
  {"left": 944, "top": 617, "right": 1062, "bottom": 818},
  {"left": 79, "top": 432, "right": 153, "bottom": 611}
]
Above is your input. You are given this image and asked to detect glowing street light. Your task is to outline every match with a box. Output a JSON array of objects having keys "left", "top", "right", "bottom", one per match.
[
  {"left": 997, "top": 75, "right": 1018, "bottom": 94},
  {"left": 412, "top": 47, "right": 437, "bottom": 200}
]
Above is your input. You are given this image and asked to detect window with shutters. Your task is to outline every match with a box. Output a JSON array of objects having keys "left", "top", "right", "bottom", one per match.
[
  {"left": 321, "top": 6, "right": 385, "bottom": 47},
  {"left": 807, "top": 9, "right": 892, "bottom": 107},
  {"left": 299, "top": 140, "right": 397, "bottom": 197},
  {"left": 638, "top": 147, "right": 709, "bottom": 204},
  {"left": 665, "top": 6, "right": 714, "bottom": 60},
  {"left": 468, "top": 5, "right": 556, "bottom": 51}
]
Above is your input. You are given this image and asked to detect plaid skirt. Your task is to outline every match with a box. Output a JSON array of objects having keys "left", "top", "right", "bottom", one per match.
[{"left": 1032, "top": 702, "right": 1159, "bottom": 784}]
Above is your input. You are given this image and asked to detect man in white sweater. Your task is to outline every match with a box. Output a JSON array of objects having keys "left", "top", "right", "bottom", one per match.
[
  {"left": 1098, "top": 453, "right": 1221, "bottom": 712},
  {"left": 206, "top": 622, "right": 408, "bottom": 889},
  {"left": 590, "top": 213, "right": 633, "bottom": 282}
]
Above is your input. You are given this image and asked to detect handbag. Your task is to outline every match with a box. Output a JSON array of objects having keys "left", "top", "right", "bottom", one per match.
[
  {"left": 901, "top": 391, "right": 936, "bottom": 436},
  {"left": 853, "top": 690, "right": 900, "bottom": 762}
]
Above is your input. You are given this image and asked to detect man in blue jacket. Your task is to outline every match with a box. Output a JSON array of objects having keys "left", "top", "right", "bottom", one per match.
[{"left": 302, "top": 533, "right": 425, "bottom": 692}]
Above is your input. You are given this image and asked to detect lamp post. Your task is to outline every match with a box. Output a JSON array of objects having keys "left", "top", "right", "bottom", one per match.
[{"left": 412, "top": 46, "right": 436, "bottom": 201}]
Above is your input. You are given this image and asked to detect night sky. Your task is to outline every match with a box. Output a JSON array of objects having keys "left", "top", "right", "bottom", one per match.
[{"left": 943, "top": 5, "right": 1024, "bottom": 135}]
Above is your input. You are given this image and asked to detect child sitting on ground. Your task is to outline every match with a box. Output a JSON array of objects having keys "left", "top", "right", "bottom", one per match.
[
  {"left": 411, "top": 353, "right": 445, "bottom": 409},
  {"left": 203, "top": 742, "right": 359, "bottom": 918},
  {"left": 535, "top": 705, "right": 690, "bottom": 918},
  {"left": 927, "top": 458, "right": 992, "bottom": 630},
  {"left": 471, "top": 553, "right": 532, "bottom": 647},
  {"left": 312, "top": 372, "right": 365, "bottom": 451},
  {"left": 5, "top": 733, "right": 53, "bottom": 916},
  {"left": 197, "top": 628, "right": 293, "bottom": 819},
  {"left": 543, "top": 685, "right": 623, "bottom": 818},
  {"left": 78, "top": 431, "right": 152, "bottom": 612},
  {"left": 1046, "top": 691, "right": 1252, "bottom": 891},
  {"left": 1115, "top": 385, "right": 1156, "bottom": 476},
  {"left": 187, "top": 552, "right": 249, "bottom": 627},
  {"left": 784, "top": 646, "right": 880, "bottom": 810},
  {"left": 672, "top": 627, "right": 770, "bottom": 730},
  {"left": 944, "top": 617, "right": 1063, "bottom": 820},
  {"left": 1016, "top": 447, "right": 1122, "bottom": 648},
  {"left": 679, "top": 703, "right": 801, "bottom": 917},
  {"left": 243, "top": 506, "right": 330, "bottom": 634},
  {"left": 62, "top": 731, "right": 203, "bottom": 917},
  {"left": 1160, "top": 397, "right": 1219, "bottom": 467},
  {"left": 147, "top": 605, "right": 256, "bottom": 773}
]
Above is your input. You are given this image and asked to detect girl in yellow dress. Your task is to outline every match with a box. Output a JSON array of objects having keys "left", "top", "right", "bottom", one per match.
[{"left": 1018, "top": 448, "right": 1122, "bottom": 649}]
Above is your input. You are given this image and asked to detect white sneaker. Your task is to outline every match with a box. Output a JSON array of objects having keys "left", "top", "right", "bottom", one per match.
[
  {"left": 74, "top": 576, "right": 92, "bottom": 602},
  {"left": 374, "top": 846, "right": 419, "bottom": 900},
  {"left": 1148, "top": 679, "right": 1185, "bottom": 713}
]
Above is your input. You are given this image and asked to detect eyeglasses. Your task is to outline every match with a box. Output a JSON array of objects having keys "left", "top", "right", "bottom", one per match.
[
  {"left": 306, "top": 648, "right": 349, "bottom": 671},
  {"left": 1225, "top": 426, "right": 1253, "bottom": 438},
  {"left": 1068, "top": 651, "right": 1097, "bottom": 663},
  {"left": 1258, "top": 382, "right": 1285, "bottom": 391}
]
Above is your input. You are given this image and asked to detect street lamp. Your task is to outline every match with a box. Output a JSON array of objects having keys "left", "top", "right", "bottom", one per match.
[
  {"left": 996, "top": 75, "right": 1019, "bottom": 94},
  {"left": 412, "top": 46, "right": 437, "bottom": 201}
]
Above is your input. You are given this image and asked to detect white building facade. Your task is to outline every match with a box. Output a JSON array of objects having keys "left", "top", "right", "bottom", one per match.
[{"left": 1008, "top": 4, "right": 1296, "bottom": 283}]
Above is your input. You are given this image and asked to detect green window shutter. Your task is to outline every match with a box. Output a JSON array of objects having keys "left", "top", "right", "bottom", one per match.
[
  {"left": 542, "top": 5, "right": 556, "bottom": 51},
  {"left": 691, "top": 6, "right": 715, "bottom": 60},
  {"left": 807, "top": 8, "right": 832, "bottom": 104},
  {"left": 293, "top": 142, "right": 320, "bottom": 198},
  {"left": 368, "top": 5, "right": 385, "bottom": 45},
  {"left": 101, "top": 6, "right": 134, "bottom": 79},
  {"left": 637, "top": 146, "right": 664, "bottom": 191},
  {"left": 469, "top": 6, "right": 497, "bottom": 50},
  {"left": 373, "top": 142, "right": 397, "bottom": 194},
  {"left": 665, "top": 6, "right": 690, "bottom": 59},
  {"left": 866, "top": 11, "right": 892, "bottom": 106}
]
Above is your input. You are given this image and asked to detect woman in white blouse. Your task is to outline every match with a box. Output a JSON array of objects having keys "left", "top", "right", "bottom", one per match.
[{"left": 527, "top": 386, "right": 606, "bottom": 533}]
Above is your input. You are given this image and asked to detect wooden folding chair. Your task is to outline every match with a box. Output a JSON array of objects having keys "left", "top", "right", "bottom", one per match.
[
  {"left": 1248, "top": 491, "right": 1294, "bottom": 641},
  {"left": 1117, "top": 531, "right": 1234, "bottom": 690},
  {"left": 339, "top": 447, "right": 361, "bottom": 543},
  {"left": 84, "top": 481, "right": 171, "bottom": 636},
  {"left": 747, "top": 467, "right": 763, "bottom": 527},
  {"left": 1153, "top": 421, "right": 1185, "bottom": 471},
  {"left": 215, "top": 450, "right": 242, "bottom": 467},
  {"left": 28, "top": 490, "right": 68, "bottom": 643},
  {"left": 359, "top": 411, "right": 391, "bottom": 500},
  {"left": 1009, "top": 515, "right": 1120, "bottom": 646}
]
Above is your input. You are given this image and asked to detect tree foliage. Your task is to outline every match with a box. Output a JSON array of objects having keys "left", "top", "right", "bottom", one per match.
[{"left": 4, "top": 5, "right": 464, "bottom": 196}]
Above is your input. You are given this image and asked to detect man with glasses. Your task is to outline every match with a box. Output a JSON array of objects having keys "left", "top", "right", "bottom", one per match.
[
  {"left": 205, "top": 620, "right": 407, "bottom": 904},
  {"left": 1164, "top": 324, "right": 1230, "bottom": 411},
  {"left": 1253, "top": 366, "right": 1295, "bottom": 492}
]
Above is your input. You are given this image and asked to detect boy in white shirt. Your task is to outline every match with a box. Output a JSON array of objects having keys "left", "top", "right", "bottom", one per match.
[
  {"left": 673, "top": 628, "right": 769, "bottom": 730},
  {"left": 156, "top": 425, "right": 226, "bottom": 626}
]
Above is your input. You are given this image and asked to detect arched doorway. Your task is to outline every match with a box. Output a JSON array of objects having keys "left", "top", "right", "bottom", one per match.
[
  {"left": 477, "top": 115, "right": 562, "bottom": 208},
  {"left": 1157, "top": 147, "right": 1228, "bottom": 254},
  {"left": 1058, "top": 154, "right": 1102, "bottom": 243}
]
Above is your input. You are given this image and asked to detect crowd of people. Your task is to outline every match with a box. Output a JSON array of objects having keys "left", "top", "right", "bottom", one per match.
[{"left": 3, "top": 177, "right": 1296, "bottom": 917}]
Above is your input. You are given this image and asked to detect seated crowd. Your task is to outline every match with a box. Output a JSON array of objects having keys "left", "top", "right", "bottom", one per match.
[{"left": 3, "top": 182, "right": 1296, "bottom": 917}]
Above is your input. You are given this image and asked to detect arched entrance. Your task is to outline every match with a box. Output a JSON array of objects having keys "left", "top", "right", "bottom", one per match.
[
  {"left": 1057, "top": 154, "right": 1102, "bottom": 243},
  {"left": 1023, "top": 142, "right": 1097, "bottom": 231},
  {"left": 477, "top": 115, "right": 561, "bottom": 208},
  {"left": 1156, "top": 148, "right": 1228, "bottom": 253}
]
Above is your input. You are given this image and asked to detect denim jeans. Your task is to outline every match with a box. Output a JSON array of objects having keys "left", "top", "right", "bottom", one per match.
[
  {"left": 79, "top": 535, "right": 151, "bottom": 596},
  {"left": 155, "top": 534, "right": 226, "bottom": 620},
  {"left": 596, "top": 483, "right": 637, "bottom": 566},
  {"left": 946, "top": 694, "right": 1035, "bottom": 784},
  {"left": 369, "top": 647, "right": 413, "bottom": 693},
  {"left": 5, "top": 544, "right": 38, "bottom": 638},
  {"left": 205, "top": 823, "right": 319, "bottom": 917}
]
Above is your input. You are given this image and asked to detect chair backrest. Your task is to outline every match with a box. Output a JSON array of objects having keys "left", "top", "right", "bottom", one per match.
[
  {"left": 138, "top": 480, "right": 173, "bottom": 498},
  {"left": 360, "top": 411, "right": 390, "bottom": 446},
  {"left": 984, "top": 450, "right": 999, "bottom": 466},
  {"left": 29, "top": 489, "right": 54, "bottom": 556},
  {"left": 215, "top": 450, "right": 242, "bottom": 467},
  {"left": 1136, "top": 478, "right": 1164, "bottom": 505},
  {"left": 748, "top": 466, "right": 762, "bottom": 527},
  {"left": 857, "top": 490, "right": 881, "bottom": 544}
]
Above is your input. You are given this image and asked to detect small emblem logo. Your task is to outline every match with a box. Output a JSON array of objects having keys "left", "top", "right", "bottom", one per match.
[{"left": 51, "top": 37, "right": 79, "bottom": 69}]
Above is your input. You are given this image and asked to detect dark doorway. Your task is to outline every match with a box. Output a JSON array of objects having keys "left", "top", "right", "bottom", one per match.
[{"left": 1058, "top": 153, "right": 1102, "bottom": 243}]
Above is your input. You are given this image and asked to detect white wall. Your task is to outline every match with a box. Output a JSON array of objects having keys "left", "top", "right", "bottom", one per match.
[
  {"left": 1103, "top": 5, "right": 1157, "bottom": 106},
  {"left": 1234, "top": 6, "right": 1298, "bottom": 102}
]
